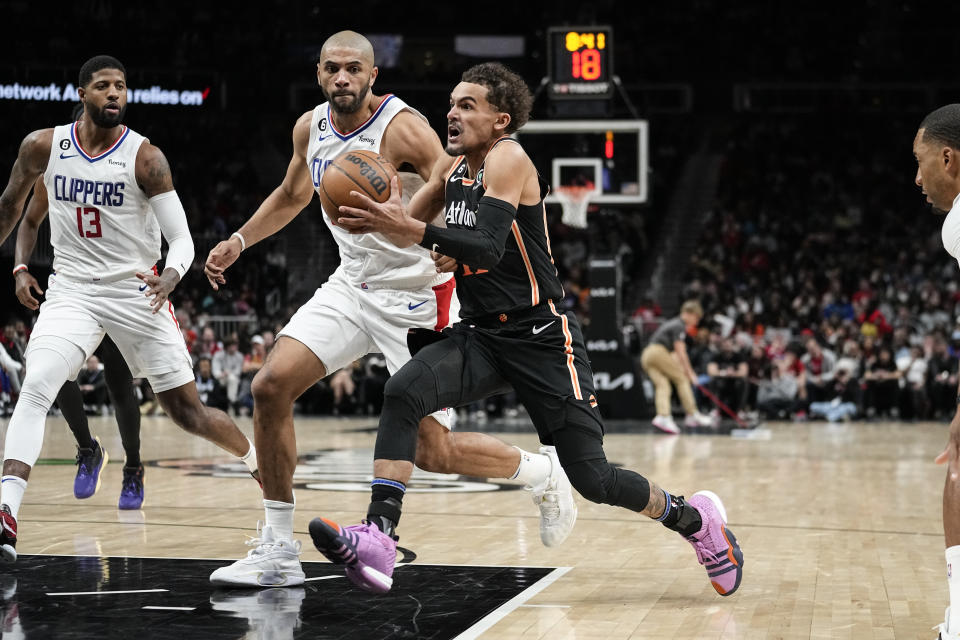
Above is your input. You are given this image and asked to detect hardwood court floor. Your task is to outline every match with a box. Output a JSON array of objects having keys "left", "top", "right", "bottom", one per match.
[{"left": 2, "top": 414, "right": 949, "bottom": 639}]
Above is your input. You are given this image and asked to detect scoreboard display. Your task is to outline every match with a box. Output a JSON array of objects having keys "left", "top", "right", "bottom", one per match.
[{"left": 547, "top": 26, "right": 614, "bottom": 100}]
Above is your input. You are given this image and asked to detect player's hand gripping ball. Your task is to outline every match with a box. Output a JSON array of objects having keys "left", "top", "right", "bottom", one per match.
[{"left": 318, "top": 149, "right": 399, "bottom": 224}]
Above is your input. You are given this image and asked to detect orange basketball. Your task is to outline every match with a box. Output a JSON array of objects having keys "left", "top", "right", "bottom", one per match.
[{"left": 318, "top": 149, "right": 399, "bottom": 223}]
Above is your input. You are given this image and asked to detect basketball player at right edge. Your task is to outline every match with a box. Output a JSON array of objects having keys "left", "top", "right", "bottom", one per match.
[
  {"left": 205, "top": 32, "right": 575, "bottom": 587},
  {"left": 915, "top": 104, "right": 960, "bottom": 640}
]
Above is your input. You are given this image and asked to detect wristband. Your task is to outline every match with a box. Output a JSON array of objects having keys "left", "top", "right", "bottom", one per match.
[
  {"left": 230, "top": 232, "right": 247, "bottom": 252},
  {"left": 12, "top": 264, "right": 27, "bottom": 277}
]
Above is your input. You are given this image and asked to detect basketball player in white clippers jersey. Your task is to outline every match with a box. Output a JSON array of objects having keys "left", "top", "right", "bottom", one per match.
[
  {"left": 204, "top": 31, "right": 576, "bottom": 588},
  {"left": 16, "top": 171, "right": 145, "bottom": 511},
  {"left": 915, "top": 104, "right": 960, "bottom": 640},
  {"left": 0, "top": 56, "right": 260, "bottom": 562}
]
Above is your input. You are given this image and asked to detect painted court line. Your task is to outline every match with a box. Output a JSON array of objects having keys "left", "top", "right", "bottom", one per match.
[
  {"left": 519, "top": 604, "right": 571, "bottom": 608},
  {"left": 453, "top": 567, "right": 572, "bottom": 640},
  {"left": 47, "top": 588, "right": 169, "bottom": 596},
  {"left": 21, "top": 554, "right": 571, "bottom": 569},
  {"left": 303, "top": 575, "right": 345, "bottom": 582},
  {"left": 142, "top": 606, "right": 196, "bottom": 611}
]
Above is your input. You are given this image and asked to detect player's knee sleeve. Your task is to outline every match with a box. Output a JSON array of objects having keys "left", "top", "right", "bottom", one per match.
[
  {"left": 383, "top": 359, "right": 442, "bottom": 418},
  {"left": 563, "top": 459, "right": 651, "bottom": 512},
  {"left": 561, "top": 458, "right": 612, "bottom": 503},
  {"left": 376, "top": 360, "right": 441, "bottom": 462},
  {"left": 551, "top": 418, "right": 652, "bottom": 512},
  {"left": 5, "top": 340, "right": 85, "bottom": 467}
]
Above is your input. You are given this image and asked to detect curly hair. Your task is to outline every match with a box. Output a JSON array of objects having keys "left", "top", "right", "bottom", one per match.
[{"left": 461, "top": 62, "right": 533, "bottom": 134}]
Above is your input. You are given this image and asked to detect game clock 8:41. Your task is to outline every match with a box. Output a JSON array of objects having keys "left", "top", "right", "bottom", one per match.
[{"left": 547, "top": 25, "right": 614, "bottom": 100}]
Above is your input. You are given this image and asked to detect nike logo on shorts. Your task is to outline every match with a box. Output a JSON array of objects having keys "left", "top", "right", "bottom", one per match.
[
  {"left": 431, "top": 243, "right": 439, "bottom": 253},
  {"left": 139, "top": 284, "right": 148, "bottom": 292},
  {"left": 408, "top": 301, "right": 428, "bottom": 310},
  {"left": 532, "top": 321, "right": 555, "bottom": 335}
]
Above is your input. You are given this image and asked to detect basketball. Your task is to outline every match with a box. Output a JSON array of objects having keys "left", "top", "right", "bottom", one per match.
[{"left": 318, "top": 149, "right": 399, "bottom": 223}]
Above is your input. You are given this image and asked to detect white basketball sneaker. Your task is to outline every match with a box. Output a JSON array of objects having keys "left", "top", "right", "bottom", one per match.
[
  {"left": 210, "top": 523, "right": 305, "bottom": 588},
  {"left": 685, "top": 412, "right": 715, "bottom": 428},
  {"left": 652, "top": 415, "right": 681, "bottom": 434},
  {"left": 530, "top": 446, "right": 578, "bottom": 547}
]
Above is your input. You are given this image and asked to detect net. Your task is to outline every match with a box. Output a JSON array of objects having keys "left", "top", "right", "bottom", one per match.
[{"left": 555, "top": 185, "right": 592, "bottom": 229}]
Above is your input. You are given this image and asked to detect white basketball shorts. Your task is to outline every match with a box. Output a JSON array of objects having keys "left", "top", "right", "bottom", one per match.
[
  {"left": 27, "top": 272, "right": 194, "bottom": 393},
  {"left": 278, "top": 267, "right": 458, "bottom": 428}
]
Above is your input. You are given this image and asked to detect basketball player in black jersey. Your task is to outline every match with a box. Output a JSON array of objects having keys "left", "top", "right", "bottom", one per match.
[{"left": 312, "top": 62, "right": 745, "bottom": 597}]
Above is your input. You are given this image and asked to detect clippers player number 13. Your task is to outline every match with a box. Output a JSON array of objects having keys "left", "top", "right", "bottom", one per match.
[{"left": 0, "top": 55, "right": 259, "bottom": 562}]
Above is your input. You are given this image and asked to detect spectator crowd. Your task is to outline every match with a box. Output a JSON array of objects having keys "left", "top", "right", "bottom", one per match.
[
  {"left": 674, "top": 320, "right": 959, "bottom": 423},
  {"left": 663, "top": 114, "right": 960, "bottom": 423}
]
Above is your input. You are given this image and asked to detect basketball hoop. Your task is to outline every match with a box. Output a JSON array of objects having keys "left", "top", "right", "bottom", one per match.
[{"left": 555, "top": 185, "right": 591, "bottom": 229}]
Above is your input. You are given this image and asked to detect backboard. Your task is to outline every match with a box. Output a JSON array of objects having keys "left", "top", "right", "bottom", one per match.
[{"left": 512, "top": 119, "right": 648, "bottom": 208}]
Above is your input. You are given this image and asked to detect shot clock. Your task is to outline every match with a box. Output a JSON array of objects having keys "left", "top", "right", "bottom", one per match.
[{"left": 547, "top": 26, "right": 614, "bottom": 100}]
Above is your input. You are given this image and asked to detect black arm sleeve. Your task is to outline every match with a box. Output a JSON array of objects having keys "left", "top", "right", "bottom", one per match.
[{"left": 419, "top": 196, "right": 516, "bottom": 270}]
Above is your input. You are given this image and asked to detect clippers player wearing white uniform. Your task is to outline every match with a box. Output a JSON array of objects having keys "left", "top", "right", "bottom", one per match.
[
  {"left": 0, "top": 56, "right": 259, "bottom": 562},
  {"left": 915, "top": 104, "right": 960, "bottom": 640},
  {"left": 205, "top": 31, "right": 575, "bottom": 588}
]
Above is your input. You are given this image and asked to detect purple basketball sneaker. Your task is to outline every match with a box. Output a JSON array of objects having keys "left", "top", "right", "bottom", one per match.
[
  {"left": 308, "top": 518, "right": 396, "bottom": 594},
  {"left": 74, "top": 437, "right": 108, "bottom": 499},
  {"left": 118, "top": 464, "right": 144, "bottom": 510},
  {"left": 686, "top": 490, "right": 744, "bottom": 596}
]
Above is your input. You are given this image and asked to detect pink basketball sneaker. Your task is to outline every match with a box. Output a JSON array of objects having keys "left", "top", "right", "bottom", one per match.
[
  {"left": 685, "top": 490, "right": 743, "bottom": 596},
  {"left": 309, "top": 518, "right": 397, "bottom": 594}
]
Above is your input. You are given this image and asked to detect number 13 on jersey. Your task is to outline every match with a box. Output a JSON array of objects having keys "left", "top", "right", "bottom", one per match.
[{"left": 76, "top": 206, "right": 102, "bottom": 238}]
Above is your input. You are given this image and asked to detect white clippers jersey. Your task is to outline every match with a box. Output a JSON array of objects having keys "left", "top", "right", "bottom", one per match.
[
  {"left": 306, "top": 95, "right": 441, "bottom": 289},
  {"left": 42, "top": 122, "right": 160, "bottom": 281},
  {"left": 943, "top": 192, "right": 960, "bottom": 267}
]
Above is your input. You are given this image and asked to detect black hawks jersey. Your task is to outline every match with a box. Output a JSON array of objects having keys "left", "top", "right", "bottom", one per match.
[{"left": 443, "top": 138, "right": 563, "bottom": 319}]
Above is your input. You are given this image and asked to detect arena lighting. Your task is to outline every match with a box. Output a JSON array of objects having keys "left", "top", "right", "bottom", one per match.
[{"left": 0, "top": 82, "right": 211, "bottom": 106}]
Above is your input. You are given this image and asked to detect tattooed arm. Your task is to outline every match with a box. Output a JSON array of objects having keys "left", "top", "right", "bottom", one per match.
[
  {"left": 135, "top": 143, "right": 175, "bottom": 198},
  {"left": 0, "top": 129, "right": 52, "bottom": 247}
]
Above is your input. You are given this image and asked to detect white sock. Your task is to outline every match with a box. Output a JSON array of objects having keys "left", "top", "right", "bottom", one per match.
[
  {"left": 264, "top": 498, "right": 295, "bottom": 541},
  {"left": 1, "top": 476, "right": 28, "bottom": 519},
  {"left": 239, "top": 437, "right": 257, "bottom": 474},
  {"left": 510, "top": 447, "right": 552, "bottom": 487},
  {"left": 948, "top": 546, "right": 960, "bottom": 632}
]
